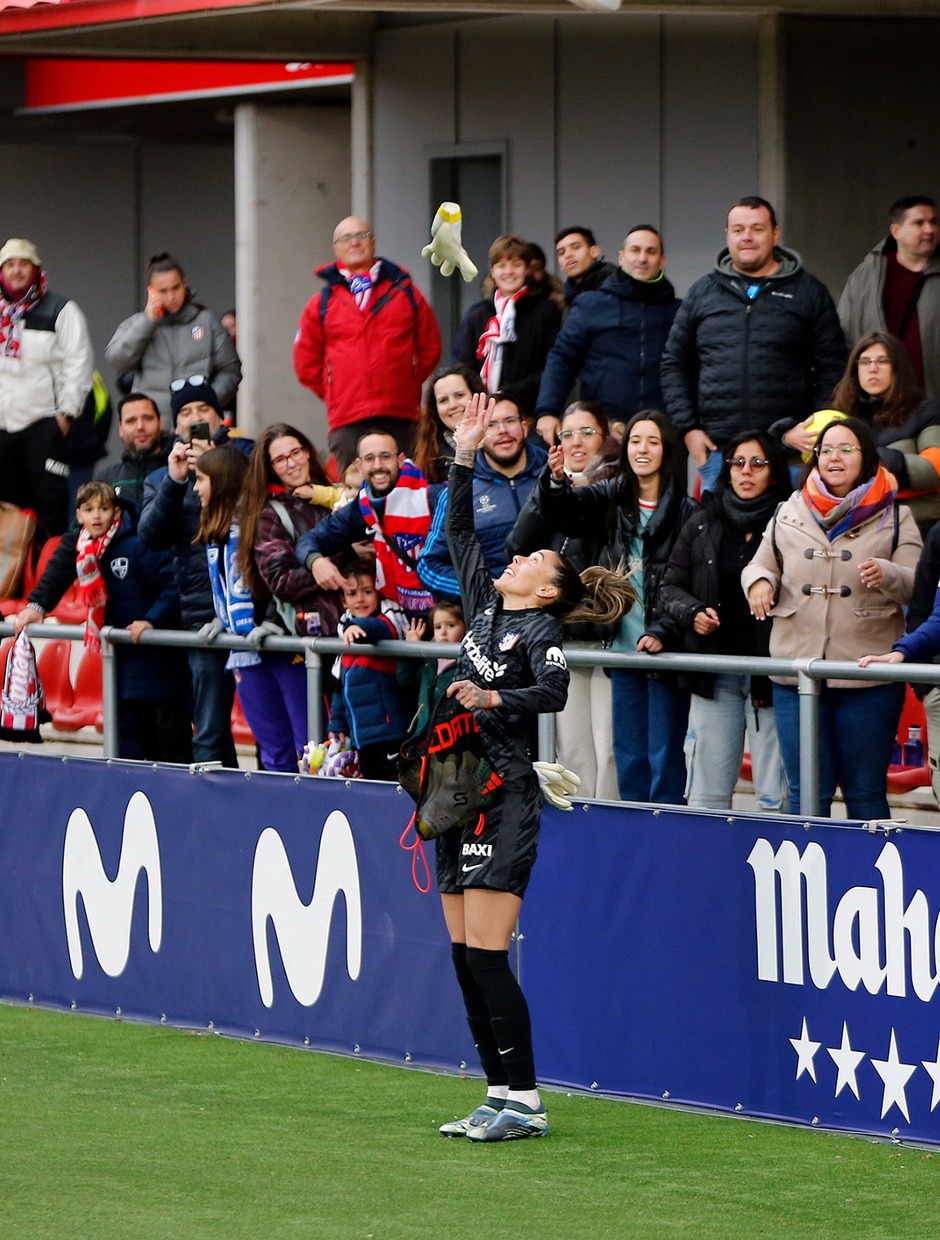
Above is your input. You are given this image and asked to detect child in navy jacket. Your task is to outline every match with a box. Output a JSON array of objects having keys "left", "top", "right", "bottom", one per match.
[
  {"left": 329, "top": 559, "right": 411, "bottom": 780},
  {"left": 14, "top": 481, "right": 192, "bottom": 763}
]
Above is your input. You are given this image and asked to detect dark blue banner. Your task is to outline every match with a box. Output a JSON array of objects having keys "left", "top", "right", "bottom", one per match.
[{"left": 1, "top": 753, "right": 938, "bottom": 1144}]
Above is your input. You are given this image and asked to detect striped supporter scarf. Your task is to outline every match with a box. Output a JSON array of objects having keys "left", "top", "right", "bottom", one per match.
[
  {"left": 358, "top": 460, "right": 433, "bottom": 614},
  {"left": 75, "top": 510, "right": 122, "bottom": 651},
  {"left": 0, "top": 270, "right": 47, "bottom": 371},
  {"left": 476, "top": 287, "right": 526, "bottom": 392}
]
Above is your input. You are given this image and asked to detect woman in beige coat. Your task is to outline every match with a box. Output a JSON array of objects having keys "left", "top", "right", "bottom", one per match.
[{"left": 742, "top": 417, "right": 921, "bottom": 818}]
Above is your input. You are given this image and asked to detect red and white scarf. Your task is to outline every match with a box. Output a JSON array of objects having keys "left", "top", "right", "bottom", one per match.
[
  {"left": 75, "top": 512, "right": 122, "bottom": 651},
  {"left": 0, "top": 270, "right": 48, "bottom": 372},
  {"left": 476, "top": 288, "right": 527, "bottom": 392}
]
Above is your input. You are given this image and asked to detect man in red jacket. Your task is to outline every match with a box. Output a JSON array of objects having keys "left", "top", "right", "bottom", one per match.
[{"left": 293, "top": 215, "right": 442, "bottom": 472}]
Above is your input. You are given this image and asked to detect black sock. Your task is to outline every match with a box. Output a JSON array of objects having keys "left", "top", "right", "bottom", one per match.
[
  {"left": 450, "top": 942, "right": 508, "bottom": 1088},
  {"left": 465, "top": 946, "right": 536, "bottom": 1092}
]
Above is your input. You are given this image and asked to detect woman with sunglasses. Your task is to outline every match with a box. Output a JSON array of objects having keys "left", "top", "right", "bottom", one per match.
[
  {"left": 660, "top": 430, "right": 792, "bottom": 811},
  {"left": 742, "top": 417, "right": 921, "bottom": 818},
  {"left": 780, "top": 331, "right": 940, "bottom": 530}
]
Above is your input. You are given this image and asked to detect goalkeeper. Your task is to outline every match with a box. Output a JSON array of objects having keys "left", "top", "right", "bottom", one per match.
[{"left": 434, "top": 393, "right": 634, "bottom": 1143}]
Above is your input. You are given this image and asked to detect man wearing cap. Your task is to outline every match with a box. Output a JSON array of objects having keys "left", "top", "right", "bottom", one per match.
[
  {"left": 138, "top": 376, "right": 253, "bottom": 766},
  {"left": 0, "top": 237, "right": 94, "bottom": 538},
  {"left": 293, "top": 215, "right": 442, "bottom": 472}
]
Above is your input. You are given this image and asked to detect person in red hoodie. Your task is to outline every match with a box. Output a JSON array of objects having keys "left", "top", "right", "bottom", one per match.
[{"left": 293, "top": 216, "right": 441, "bottom": 473}]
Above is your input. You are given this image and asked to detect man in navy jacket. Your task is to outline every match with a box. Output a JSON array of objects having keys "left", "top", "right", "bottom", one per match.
[{"left": 535, "top": 226, "right": 680, "bottom": 443}]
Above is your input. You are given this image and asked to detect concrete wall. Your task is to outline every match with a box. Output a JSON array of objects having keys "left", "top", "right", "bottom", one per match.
[
  {"left": 0, "top": 140, "right": 235, "bottom": 424},
  {"left": 234, "top": 103, "right": 350, "bottom": 443},
  {"left": 782, "top": 16, "right": 940, "bottom": 298},
  {"left": 372, "top": 11, "right": 762, "bottom": 320}
]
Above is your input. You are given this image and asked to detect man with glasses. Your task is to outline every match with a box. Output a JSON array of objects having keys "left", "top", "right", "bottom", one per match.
[
  {"left": 293, "top": 215, "right": 442, "bottom": 473},
  {"left": 838, "top": 196, "right": 940, "bottom": 399},
  {"left": 661, "top": 196, "right": 846, "bottom": 494},
  {"left": 535, "top": 226, "right": 680, "bottom": 443},
  {"left": 417, "top": 397, "right": 547, "bottom": 600},
  {"left": 295, "top": 431, "right": 436, "bottom": 617}
]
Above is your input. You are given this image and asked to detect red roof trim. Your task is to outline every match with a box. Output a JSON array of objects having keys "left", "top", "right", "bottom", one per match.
[{"left": 0, "top": 0, "right": 268, "bottom": 37}]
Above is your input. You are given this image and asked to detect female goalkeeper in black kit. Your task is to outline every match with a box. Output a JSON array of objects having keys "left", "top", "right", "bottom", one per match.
[{"left": 437, "top": 393, "right": 635, "bottom": 1142}]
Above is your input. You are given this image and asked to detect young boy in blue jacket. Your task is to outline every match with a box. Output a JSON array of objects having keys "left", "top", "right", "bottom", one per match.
[{"left": 329, "top": 559, "right": 411, "bottom": 780}]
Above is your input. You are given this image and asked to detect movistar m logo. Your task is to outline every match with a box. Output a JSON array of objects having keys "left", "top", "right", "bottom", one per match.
[
  {"left": 62, "top": 791, "right": 163, "bottom": 980},
  {"left": 252, "top": 811, "right": 362, "bottom": 1007}
]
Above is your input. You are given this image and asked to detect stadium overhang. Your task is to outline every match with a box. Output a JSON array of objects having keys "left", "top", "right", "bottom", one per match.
[{"left": 1, "top": 0, "right": 940, "bottom": 61}]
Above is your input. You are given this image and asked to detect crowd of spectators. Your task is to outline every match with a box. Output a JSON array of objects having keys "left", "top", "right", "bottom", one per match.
[{"left": 4, "top": 191, "right": 940, "bottom": 816}]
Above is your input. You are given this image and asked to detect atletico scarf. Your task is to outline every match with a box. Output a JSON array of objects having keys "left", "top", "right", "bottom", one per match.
[
  {"left": 358, "top": 460, "right": 433, "bottom": 613},
  {"left": 476, "top": 288, "right": 527, "bottom": 392},
  {"left": 75, "top": 510, "right": 122, "bottom": 651},
  {"left": 0, "top": 270, "right": 48, "bottom": 371}
]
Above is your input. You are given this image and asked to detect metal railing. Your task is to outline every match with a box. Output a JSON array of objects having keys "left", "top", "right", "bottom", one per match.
[{"left": 4, "top": 619, "right": 939, "bottom": 818}]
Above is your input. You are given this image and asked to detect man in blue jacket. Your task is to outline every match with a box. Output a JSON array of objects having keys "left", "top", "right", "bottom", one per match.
[
  {"left": 418, "top": 396, "right": 546, "bottom": 601},
  {"left": 535, "top": 225, "right": 680, "bottom": 443}
]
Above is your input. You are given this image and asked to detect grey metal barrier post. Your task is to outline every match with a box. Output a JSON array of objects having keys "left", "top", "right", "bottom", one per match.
[
  {"left": 795, "top": 658, "right": 821, "bottom": 817},
  {"left": 304, "top": 641, "right": 323, "bottom": 747},
  {"left": 99, "top": 627, "right": 119, "bottom": 760}
]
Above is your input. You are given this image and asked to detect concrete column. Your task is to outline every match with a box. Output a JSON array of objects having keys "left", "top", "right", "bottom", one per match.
[
  {"left": 234, "top": 103, "right": 351, "bottom": 447},
  {"left": 758, "top": 14, "right": 785, "bottom": 225}
]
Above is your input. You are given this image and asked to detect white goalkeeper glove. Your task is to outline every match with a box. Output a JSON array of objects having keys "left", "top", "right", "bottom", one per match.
[
  {"left": 421, "top": 202, "right": 479, "bottom": 283},
  {"left": 533, "top": 761, "right": 581, "bottom": 811}
]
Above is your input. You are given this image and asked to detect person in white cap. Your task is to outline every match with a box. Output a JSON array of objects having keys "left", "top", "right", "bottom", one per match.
[{"left": 0, "top": 237, "right": 94, "bottom": 539}]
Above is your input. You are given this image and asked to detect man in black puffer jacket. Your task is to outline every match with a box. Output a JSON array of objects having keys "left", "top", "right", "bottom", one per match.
[{"left": 661, "top": 196, "right": 846, "bottom": 492}]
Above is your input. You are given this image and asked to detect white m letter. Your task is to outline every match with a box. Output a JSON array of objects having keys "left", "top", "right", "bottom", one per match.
[
  {"left": 62, "top": 791, "right": 163, "bottom": 980},
  {"left": 252, "top": 811, "right": 362, "bottom": 1008}
]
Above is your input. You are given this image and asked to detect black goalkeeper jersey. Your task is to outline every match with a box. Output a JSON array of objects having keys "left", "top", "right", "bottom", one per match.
[{"left": 445, "top": 461, "right": 569, "bottom": 782}]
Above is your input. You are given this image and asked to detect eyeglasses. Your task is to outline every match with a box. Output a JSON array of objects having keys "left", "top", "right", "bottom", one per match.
[
  {"left": 270, "top": 445, "right": 307, "bottom": 471},
  {"left": 857, "top": 357, "right": 892, "bottom": 370},
  {"left": 170, "top": 374, "right": 207, "bottom": 390},
  {"left": 816, "top": 444, "right": 861, "bottom": 458},
  {"left": 334, "top": 231, "right": 373, "bottom": 245},
  {"left": 559, "top": 427, "right": 600, "bottom": 442},
  {"left": 359, "top": 451, "right": 398, "bottom": 466},
  {"left": 726, "top": 456, "right": 770, "bottom": 470},
  {"left": 484, "top": 416, "right": 522, "bottom": 436}
]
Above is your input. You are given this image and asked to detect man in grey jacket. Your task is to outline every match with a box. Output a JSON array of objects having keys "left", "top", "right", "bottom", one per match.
[
  {"left": 838, "top": 196, "right": 940, "bottom": 399},
  {"left": 106, "top": 251, "right": 241, "bottom": 421}
]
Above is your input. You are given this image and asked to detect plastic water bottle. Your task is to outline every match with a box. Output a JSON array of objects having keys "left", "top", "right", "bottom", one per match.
[{"left": 904, "top": 726, "right": 924, "bottom": 768}]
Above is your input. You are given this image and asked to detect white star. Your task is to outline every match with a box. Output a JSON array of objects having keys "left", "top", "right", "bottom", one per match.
[
  {"left": 871, "top": 1029, "right": 917, "bottom": 1122},
  {"left": 790, "top": 1017, "right": 821, "bottom": 1082},
  {"left": 921, "top": 1036, "right": 940, "bottom": 1112},
  {"left": 827, "top": 1022, "right": 866, "bottom": 1100}
]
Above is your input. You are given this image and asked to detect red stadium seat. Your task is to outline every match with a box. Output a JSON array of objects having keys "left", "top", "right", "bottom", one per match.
[
  {"left": 52, "top": 645, "right": 102, "bottom": 732},
  {"left": 36, "top": 639, "right": 74, "bottom": 723},
  {"left": 231, "top": 690, "right": 255, "bottom": 746}
]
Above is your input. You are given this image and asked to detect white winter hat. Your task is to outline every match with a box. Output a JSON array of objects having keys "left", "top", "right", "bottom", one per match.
[{"left": 0, "top": 238, "right": 42, "bottom": 267}]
